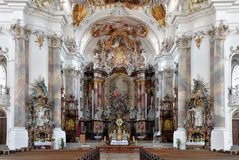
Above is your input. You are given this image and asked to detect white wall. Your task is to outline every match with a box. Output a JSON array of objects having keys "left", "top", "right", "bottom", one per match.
[
  {"left": 191, "top": 36, "right": 210, "bottom": 88},
  {"left": 29, "top": 34, "right": 49, "bottom": 86}
]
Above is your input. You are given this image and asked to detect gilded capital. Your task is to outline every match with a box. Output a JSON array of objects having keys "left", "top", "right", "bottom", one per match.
[
  {"left": 176, "top": 35, "right": 192, "bottom": 50},
  {"left": 208, "top": 22, "right": 229, "bottom": 41},
  {"left": 10, "top": 21, "right": 32, "bottom": 40},
  {"left": 48, "top": 34, "right": 63, "bottom": 48}
]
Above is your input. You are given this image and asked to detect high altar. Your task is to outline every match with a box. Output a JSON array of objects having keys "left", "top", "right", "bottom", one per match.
[{"left": 81, "top": 19, "right": 156, "bottom": 141}]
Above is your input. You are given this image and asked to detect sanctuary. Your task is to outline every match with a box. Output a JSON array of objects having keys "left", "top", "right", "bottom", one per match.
[{"left": 0, "top": 0, "right": 239, "bottom": 153}]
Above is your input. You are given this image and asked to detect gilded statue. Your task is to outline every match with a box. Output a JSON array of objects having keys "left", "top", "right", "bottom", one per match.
[
  {"left": 151, "top": 4, "right": 166, "bottom": 27},
  {"left": 73, "top": 4, "right": 87, "bottom": 27}
]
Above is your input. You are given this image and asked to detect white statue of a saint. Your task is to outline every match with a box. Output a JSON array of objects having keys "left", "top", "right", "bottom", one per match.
[
  {"left": 84, "top": 108, "right": 90, "bottom": 120},
  {"left": 190, "top": 106, "right": 204, "bottom": 127},
  {"left": 35, "top": 107, "right": 49, "bottom": 127},
  {"left": 93, "top": 53, "right": 100, "bottom": 69},
  {"left": 94, "top": 107, "right": 103, "bottom": 120},
  {"left": 130, "top": 106, "right": 136, "bottom": 119},
  {"left": 136, "top": 106, "right": 142, "bottom": 121},
  {"left": 103, "top": 106, "right": 110, "bottom": 119},
  {"left": 147, "top": 105, "right": 154, "bottom": 121}
]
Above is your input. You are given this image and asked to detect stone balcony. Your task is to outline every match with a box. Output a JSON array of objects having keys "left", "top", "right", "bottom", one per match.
[
  {"left": 228, "top": 88, "right": 239, "bottom": 108},
  {"left": 0, "top": 86, "right": 10, "bottom": 107}
]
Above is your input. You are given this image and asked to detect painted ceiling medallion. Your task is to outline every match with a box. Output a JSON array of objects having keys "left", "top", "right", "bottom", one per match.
[
  {"left": 73, "top": 4, "right": 87, "bottom": 27},
  {"left": 151, "top": 4, "right": 166, "bottom": 27}
]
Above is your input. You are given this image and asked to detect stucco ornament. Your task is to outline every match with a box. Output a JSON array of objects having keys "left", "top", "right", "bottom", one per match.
[
  {"left": 34, "top": 0, "right": 52, "bottom": 9},
  {"left": 188, "top": 0, "right": 206, "bottom": 12}
]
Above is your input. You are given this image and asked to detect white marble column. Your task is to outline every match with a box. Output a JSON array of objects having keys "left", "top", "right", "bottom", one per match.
[
  {"left": 155, "top": 71, "right": 163, "bottom": 133},
  {"left": 173, "top": 35, "right": 192, "bottom": 150},
  {"left": 208, "top": 23, "right": 229, "bottom": 151},
  {"left": 76, "top": 71, "right": 83, "bottom": 119},
  {"left": 9, "top": 21, "right": 31, "bottom": 150},
  {"left": 162, "top": 68, "right": 174, "bottom": 99},
  {"left": 48, "top": 34, "right": 66, "bottom": 149},
  {"left": 64, "top": 67, "right": 76, "bottom": 97}
]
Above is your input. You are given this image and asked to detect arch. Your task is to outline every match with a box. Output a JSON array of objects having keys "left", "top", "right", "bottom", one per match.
[
  {"left": 74, "top": 9, "right": 164, "bottom": 55},
  {"left": 232, "top": 110, "right": 239, "bottom": 145},
  {"left": 0, "top": 109, "right": 7, "bottom": 144},
  {"left": 0, "top": 55, "right": 7, "bottom": 95}
]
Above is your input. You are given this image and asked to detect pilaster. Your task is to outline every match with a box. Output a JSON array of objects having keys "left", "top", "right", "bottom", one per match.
[
  {"left": 8, "top": 20, "right": 31, "bottom": 150},
  {"left": 208, "top": 22, "right": 230, "bottom": 151},
  {"left": 173, "top": 35, "right": 192, "bottom": 150}
]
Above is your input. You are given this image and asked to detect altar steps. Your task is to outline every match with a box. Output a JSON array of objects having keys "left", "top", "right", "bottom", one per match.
[
  {"left": 65, "top": 143, "right": 83, "bottom": 149},
  {"left": 138, "top": 142, "right": 173, "bottom": 149},
  {"left": 65, "top": 142, "right": 98, "bottom": 149}
]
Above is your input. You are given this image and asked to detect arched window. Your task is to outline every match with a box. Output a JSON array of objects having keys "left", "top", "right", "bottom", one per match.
[
  {"left": 0, "top": 64, "right": 6, "bottom": 93},
  {"left": 232, "top": 65, "right": 239, "bottom": 95}
]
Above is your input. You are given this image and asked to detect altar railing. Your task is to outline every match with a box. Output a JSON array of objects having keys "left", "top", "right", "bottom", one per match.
[
  {"left": 140, "top": 148, "right": 160, "bottom": 160},
  {"left": 78, "top": 148, "right": 100, "bottom": 160},
  {"left": 228, "top": 88, "right": 239, "bottom": 107}
]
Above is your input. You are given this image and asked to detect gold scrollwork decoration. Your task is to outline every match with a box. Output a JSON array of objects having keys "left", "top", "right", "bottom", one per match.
[
  {"left": 34, "top": 31, "right": 46, "bottom": 49},
  {"left": 151, "top": 4, "right": 166, "bottom": 27},
  {"left": 73, "top": 4, "right": 87, "bottom": 27}
]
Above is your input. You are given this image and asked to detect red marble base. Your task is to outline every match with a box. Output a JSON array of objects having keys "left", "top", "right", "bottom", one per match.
[{"left": 96, "top": 145, "right": 143, "bottom": 153}]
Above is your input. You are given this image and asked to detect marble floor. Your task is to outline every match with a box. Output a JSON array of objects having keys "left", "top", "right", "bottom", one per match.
[{"left": 100, "top": 153, "right": 139, "bottom": 160}]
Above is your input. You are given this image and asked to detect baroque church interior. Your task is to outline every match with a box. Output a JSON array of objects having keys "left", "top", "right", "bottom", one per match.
[{"left": 0, "top": 0, "right": 239, "bottom": 159}]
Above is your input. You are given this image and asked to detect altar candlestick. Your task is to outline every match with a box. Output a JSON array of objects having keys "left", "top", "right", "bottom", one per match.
[{"left": 92, "top": 89, "right": 94, "bottom": 119}]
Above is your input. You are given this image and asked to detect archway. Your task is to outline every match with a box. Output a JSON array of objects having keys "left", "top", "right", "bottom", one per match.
[
  {"left": 0, "top": 110, "right": 7, "bottom": 144},
  {"left": 232, "top": 111, "right": 239, "bottom": 145}
]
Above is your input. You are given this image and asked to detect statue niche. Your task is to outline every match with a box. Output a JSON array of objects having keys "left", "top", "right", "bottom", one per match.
[
  {"left": 27, "top": 78, "right": 53, "bottom": 149},
  {"left": 185, "top": 79, "right": 213, "bottom": 149}
]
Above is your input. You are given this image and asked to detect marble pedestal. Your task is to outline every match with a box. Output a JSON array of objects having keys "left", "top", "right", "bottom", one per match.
[
  {"left": 8, "top": 127, "right": 28, "bottom": 150},
  {"left": 173, "top": 128, "right": 186, "bottom": 150},
  {"left": 211, "top": 127, "right": 230, "bottom": 151},
  {"left": 53, "top": 128, "right": 66, "bottom": 149}
]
